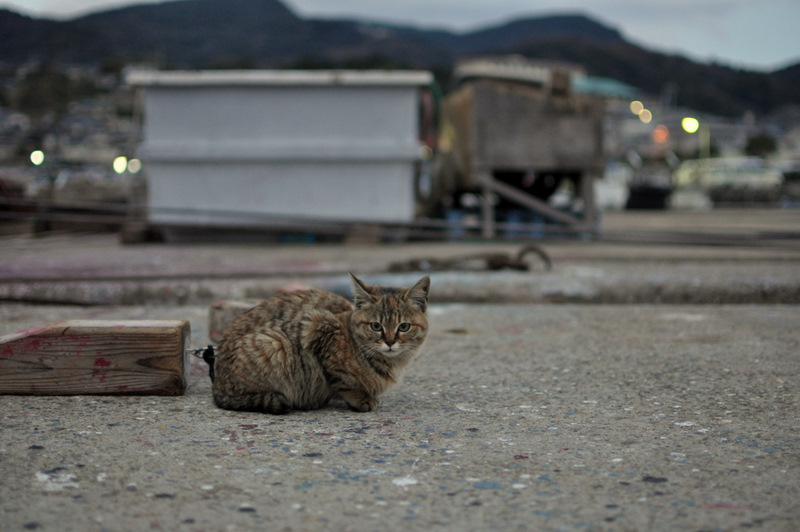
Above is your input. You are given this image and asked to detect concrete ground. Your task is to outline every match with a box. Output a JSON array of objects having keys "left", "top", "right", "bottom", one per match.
[
  {"left": 1, "top": 209, "right": 799, "bottom": 531},
  {"left": 2, "top": 210, "right": 800, "bottom": 306}
]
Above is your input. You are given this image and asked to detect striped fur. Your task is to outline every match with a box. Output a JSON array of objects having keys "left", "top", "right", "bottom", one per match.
[{"left": 212, "top": 274, "right": 430, "bottom": 414}]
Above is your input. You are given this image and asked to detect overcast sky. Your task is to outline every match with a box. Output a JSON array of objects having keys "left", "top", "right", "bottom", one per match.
[{"left": 4, "top": 0, "right": 799, "bottom": 71}]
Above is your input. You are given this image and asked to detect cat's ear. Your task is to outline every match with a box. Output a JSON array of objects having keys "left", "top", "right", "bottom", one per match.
[
  {"left": 405, "top": 275, "right": 430, "bottom": 312},
  {"left": 349, "top": 273, "right": 376, "bottom": 309}
]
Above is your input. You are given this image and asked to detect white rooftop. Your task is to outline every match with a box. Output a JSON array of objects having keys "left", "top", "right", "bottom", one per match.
[{"left": 126, "top": 69, "right": 433, "bottom": 87}]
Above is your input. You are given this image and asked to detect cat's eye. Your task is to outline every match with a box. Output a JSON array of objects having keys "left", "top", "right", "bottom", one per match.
[
  {"left": 397, "top": 322, "right": 411, "bottom": 332},
  {"left": 369, "top": 322, "right": 383, "bottom": 332}
]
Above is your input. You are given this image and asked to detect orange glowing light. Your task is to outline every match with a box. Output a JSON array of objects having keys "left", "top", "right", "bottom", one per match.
[{"left": 653, "top": 125, "right": 669, "bottom": 144}]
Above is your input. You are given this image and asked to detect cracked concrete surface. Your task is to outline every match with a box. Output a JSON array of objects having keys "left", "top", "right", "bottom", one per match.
[{"left": 2, "top": 209, "right": 799, "bottom": 531}]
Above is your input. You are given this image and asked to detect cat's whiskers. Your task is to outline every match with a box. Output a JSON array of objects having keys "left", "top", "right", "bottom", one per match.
[
  {"left": 381, "top": 340, "right": 411, "bottom": 357},
  {"left": 356, "top": 344, "right": 382, "bottom": 360}
]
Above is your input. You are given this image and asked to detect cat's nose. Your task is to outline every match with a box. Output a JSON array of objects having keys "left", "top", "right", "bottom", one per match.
[{"left": 384, "top": 337, "right": 396, "bottom": 347}]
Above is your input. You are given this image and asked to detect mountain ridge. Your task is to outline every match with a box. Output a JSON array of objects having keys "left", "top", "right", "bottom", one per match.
[{"left": 1, "top": 0, "right": 798, "bottom": 117}]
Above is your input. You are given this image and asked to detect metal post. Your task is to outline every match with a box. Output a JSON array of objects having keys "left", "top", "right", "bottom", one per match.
[
  {"left": 480, "top": 173, "right": 496, "bottom": 238},
  {"left": 579, "top": 171, "right": 598, "bottom": 238}
]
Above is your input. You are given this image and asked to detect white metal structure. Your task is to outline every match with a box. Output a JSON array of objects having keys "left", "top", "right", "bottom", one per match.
[{"left": 127, "top": 69, "right": 432, "bottom": 232}]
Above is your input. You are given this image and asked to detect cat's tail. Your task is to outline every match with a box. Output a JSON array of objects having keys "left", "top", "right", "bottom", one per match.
[{"left": 212, "top": 389, "right": 292, "bottom": 415}]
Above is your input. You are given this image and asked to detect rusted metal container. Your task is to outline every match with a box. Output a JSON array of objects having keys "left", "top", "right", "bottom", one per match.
[{"left": 433, "top": 57, "right": 605, "bottom": 236}]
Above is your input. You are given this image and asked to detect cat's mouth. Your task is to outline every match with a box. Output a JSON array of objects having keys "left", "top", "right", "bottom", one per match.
[{"left": 379, "top": 343, "right": 402, "bottom": 356}]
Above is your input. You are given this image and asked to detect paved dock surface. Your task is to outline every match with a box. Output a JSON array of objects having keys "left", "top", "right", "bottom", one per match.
[
  {"left": 1, "top": 209, "right": 800, "bottom": 306},
  {"left": 1, "top": 209, "right": 799, "bottom": 531}
]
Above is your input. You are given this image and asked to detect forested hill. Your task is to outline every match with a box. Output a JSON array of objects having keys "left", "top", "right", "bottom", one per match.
[{"left": 1, "top": 0, "right": 797, "bottom": 117}]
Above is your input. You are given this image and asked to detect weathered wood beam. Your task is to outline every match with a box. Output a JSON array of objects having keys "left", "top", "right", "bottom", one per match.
[
  {"left": 0, "top": 320, "right": 190, "bottom": 395},
  {"left": 476, "top": 173, "right": 588, "bottom": 229}
]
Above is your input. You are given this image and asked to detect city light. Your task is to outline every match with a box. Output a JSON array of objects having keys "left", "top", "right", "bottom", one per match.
[
  {"left": 127, "top": 158, "right": 142, "bottom": 174},
  {"left": 630, "top": 100, "right": 653, "bottom": 123},
  {"left": 30, "top": 150, "right": 45, "bottom": 166},
  {"left": 113, "top": 155, "right": 128, "bottom": 174},
  {"left": 682, "top": 117, "right": 700, "bottom": 134},
  {"left": 653, "top": 125, "right": 669, "bottom": 144}
]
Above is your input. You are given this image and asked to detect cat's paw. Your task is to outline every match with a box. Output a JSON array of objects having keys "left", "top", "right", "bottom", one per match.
[{"left": 347, "top": 396, "right": 379, "bottom": 412}]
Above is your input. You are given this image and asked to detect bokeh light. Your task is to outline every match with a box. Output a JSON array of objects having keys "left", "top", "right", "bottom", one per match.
[
  {"left": 113, "top": 156, "right": 128, "bottom": 174},
  {"left": 652, "top": 125, "right": 669, "bottom": 144},
  {"left": 30, "top": 150, "right": 45, "bottom": 166},
  {"left": 681, "top": 117, "right": 700, "bottom": 134},
  {"left": 127, "top": 158, "right": 142, "bottom": 174},
  {"left": 629, "top": 100, "right": 644, "bottom": 115},
  {"left": 638, "top": 109, "right": 653, "bottom": 124}
]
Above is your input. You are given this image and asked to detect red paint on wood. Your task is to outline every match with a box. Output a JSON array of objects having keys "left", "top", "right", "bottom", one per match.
[{"left": 0, "top": 320, "right": 190, "bottom": 395}]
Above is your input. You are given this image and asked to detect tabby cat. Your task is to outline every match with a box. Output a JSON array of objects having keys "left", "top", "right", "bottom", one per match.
[{"left": 212, "top": 274, "right": 430, "bottom": 414}]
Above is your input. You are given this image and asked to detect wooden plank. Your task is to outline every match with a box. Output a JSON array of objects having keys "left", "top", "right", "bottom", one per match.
[
  {"left": 0, "top": 320, "right": 190, "bottom": 396},
  {"left": 476, "top": 173, "right": 587, "bottom": 228}
]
